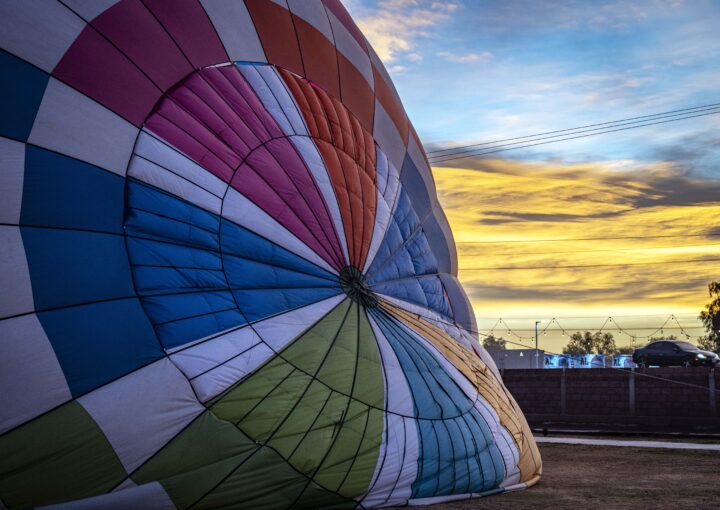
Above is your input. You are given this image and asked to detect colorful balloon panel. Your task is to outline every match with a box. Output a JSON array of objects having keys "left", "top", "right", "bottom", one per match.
[{"left": 0, "top": 1, "right": 541, "bottom": 508}]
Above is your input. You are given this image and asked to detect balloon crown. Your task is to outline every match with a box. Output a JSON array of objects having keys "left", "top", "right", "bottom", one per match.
[{"left": 339, "top": 266, "right": 378, "bottom": 308}]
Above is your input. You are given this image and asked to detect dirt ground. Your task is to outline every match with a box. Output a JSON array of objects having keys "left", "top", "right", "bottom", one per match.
[{"left": 394, "top": 442, "right": 720, "bottom": 510}]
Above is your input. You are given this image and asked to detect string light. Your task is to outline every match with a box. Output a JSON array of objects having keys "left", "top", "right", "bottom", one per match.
[
  {"left": 472, "top": 314, "right": 706, "bottom": 344},
  {"left": 390, "top": 299, "right": 714, "bottom": 392}
]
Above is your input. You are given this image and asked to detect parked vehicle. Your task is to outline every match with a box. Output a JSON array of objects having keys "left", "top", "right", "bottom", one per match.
[{"left": 632, "top": 340, "right": 719, "bottom": 367}]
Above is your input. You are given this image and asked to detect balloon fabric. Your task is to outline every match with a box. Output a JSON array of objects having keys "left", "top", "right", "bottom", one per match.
[{"left": 0, "top": 1, "right": 541, "bottom": 508}]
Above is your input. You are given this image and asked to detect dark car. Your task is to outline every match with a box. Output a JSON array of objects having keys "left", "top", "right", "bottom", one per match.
[{"left": 632, "top": 340, "right": 719, "bottom": 368}]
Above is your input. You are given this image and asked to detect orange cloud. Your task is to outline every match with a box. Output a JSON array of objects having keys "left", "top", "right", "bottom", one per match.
[{"left": 431, "top": 159, "right": 719, "bottom": 351}]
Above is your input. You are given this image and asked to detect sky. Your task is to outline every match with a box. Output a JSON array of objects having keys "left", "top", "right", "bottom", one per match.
[{"left": 342, "top": 0, "right": 720, "bottom": 351}]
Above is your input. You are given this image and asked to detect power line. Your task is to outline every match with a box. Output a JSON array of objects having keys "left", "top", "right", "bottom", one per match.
[
  {"left": 457, "top": 241, "right": 720, "bottom": 257},
  {"left": 379, "top": 295, "right": 706, "bottom": 343},
  {"left": 386, "top": 303, "right": 701, "bottom": 342},
  {"left": 484, "top": 326, "right": 703, "bottom": 331},
  {"left": 429, "top": 105, "right": 720, "bottom": 161},
  {"left": 390, "top": 302, "right": 713, "bottom": 390},
  {"left": 456, "top": 232, "right": 720, "bottom": 244},
  {"left": 428, "top": 109, "right": 720, "bottom": 164},
  {"left": 425, "top": 101, "right": 720, "bottom": 155},
  {"left": 458, "top": 257, "right": 720, "bottom": 271},
  {"left": 479, "top": 313, "right": 700, "bottom": 318},
  {"left": 493, "top": 315, "right": 704, "bottom": 343},
  {"left": 476, "top": 313, "right": 701, "bottom": 319},
  {"left": 429, "top": 109, "right": 720, "bottom": 163}
]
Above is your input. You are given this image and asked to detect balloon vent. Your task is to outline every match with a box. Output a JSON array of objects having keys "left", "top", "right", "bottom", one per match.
[{"left": 339, "top": 266, "right": 377, "bottom": 308}]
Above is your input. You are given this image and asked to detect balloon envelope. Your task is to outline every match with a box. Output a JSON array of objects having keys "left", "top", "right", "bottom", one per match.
[{"left": 0, "top": 1, "right": 541, "bottom": 508}]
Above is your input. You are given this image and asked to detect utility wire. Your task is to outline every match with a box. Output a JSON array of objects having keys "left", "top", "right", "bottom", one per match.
[
  {"left": 534, "top": 315, "right": 702, "bottom": 341},
  {"left": 390, "top": 301, "right": 713, "bottom": 391},
  {"left": 456, "top": 232, "right": 720, "bottom": 244},
  {"left": 457, "top": 241, "right": 720, "bottom": 257},
  {"left": 486, "top": 314, "right": 704, "bottom": 341},
  {"left": 429, "top": 105, "right": 720, "bottom": 160},
  {"left": 380, "top": 294, "right": 705, "bottom": 344},
  {"left": 485, "top": 326, "right": 702, "bottom": 332},
  {"left": 475, "top": 313, "right": 700, "bottom": 319},
  {"left": 426, "top": 101, "right": 720, "bottom": 155},
  {"left": 458, "top": 257, "right": 720, "bottom": 271},
  {"left": 428, "top": 109, "right": 720, "bottom": 164}
]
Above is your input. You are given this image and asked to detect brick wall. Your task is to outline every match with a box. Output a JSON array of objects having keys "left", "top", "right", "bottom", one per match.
[
  {"left": 502, "top": 368, "right": 563, "bottom": 415},
  {"left": 634, "top": 368, "right": 712, "bottom": 418},
  {"left": 502, "top": 367, "right": 720, "bottom": 432},
  {"left": 564, "top": 367, "right": 629, "bottom": 416}
]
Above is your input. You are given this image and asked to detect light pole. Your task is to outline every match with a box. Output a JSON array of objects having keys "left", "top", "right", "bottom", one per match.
[{"left": 535, "top": 320, "right": 542, "bottom": 369}]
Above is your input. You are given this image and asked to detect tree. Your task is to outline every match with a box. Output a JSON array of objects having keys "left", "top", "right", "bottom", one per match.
[
  {"left": 616, "top": 345, "right": 634, "bottom": 355},
  {"left": 698, "top": 281, "right": 720, "bottom": 353},
  {"left": 483, "top": 335, "right": 506, "bottom": 351},
  {"left": 595, "top": 332, "right": 617, "bottom": 356},
  {"left": 648, "top": 334, "right": 677, "bottom": 342},
  {"left": 562, "top": 331, "right": 616, "bottom": 355},
  {"left": 563, "top": 331, "right": 594, "bottom": 355}
]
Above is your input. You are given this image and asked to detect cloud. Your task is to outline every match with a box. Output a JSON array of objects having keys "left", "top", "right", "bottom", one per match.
[
  {"left": 475, "top": 209, "right": 622, "bottom": 225},
  {"left": 386, "top": 64, "right": 409, "bottom": 74},
  {"left": 344, "top": 0, "right": 460, "bottom": 63},
  {"left": 458, "top": 0, "right": 670, "bottom": 34},
  {"left": 371, "top": 0, "right": 720, "bottom": 158},
  {"left": 431, "top": 1, "right": 459, "bottom": 12},
  {"left": 341, "top": 0, "right": 717, "bottom": 346},
  {"left": 649, "top": 128, "right": 720, "bottom": 177},
  {"left": 436, "top": 50, "right": 493, "bottom": 64},
  {"left": 430, "top": 158, "right": 720, "bottom": 327},
  {"left": 706, "top": 226, "right": 720, "bottom": 237},
  {"left": 631, "top": 172, "right": 720, "bottom": 208},
  {"left": 406, "top": 52, "right": 423, "bottom": 63}
]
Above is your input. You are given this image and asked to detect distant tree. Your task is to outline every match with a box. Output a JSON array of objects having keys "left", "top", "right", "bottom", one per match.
[
  {"left": 648, "top": 334, "right": 677, "bottom": 342},
  {"left": 483, "top": 335, "right": 506, "bottom": 351},
  {"left": 615, "top": 345, "right": 634, "bottom": 355},
  {"left": 595, "top": 332, "right": 617, "bottom": 356},
  {"left": 698, "top": 281, "right": 720, "bottom": 353},
  {"left": 563, "top": 331, "right": 616, "bottom": 355},
  {"left": 563, "top": 332, "right": 594, "bottom": 355}
]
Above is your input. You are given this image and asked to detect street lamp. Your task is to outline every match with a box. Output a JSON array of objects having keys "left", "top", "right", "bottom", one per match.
[{"left": 535, "top": 320, "right": 543, "bottom": 369}]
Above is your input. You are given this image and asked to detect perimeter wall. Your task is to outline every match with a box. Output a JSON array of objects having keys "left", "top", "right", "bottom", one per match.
[{"left": 502, "top": 367, "right": 719, "bottom": 433}]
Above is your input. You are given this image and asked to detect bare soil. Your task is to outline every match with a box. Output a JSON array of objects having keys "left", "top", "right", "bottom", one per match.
[{"left": 393, "top": 442, "right": 720, "bottom": 509}]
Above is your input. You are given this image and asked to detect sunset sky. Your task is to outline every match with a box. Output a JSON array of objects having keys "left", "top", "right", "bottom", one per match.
[{"left": 343, "top": 0, "right": 720, "bottom": 351}]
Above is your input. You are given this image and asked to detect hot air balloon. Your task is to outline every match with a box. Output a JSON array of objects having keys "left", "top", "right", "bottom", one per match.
[{"left": 0, "top": 1, "right": 541, "bottom": 508}]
